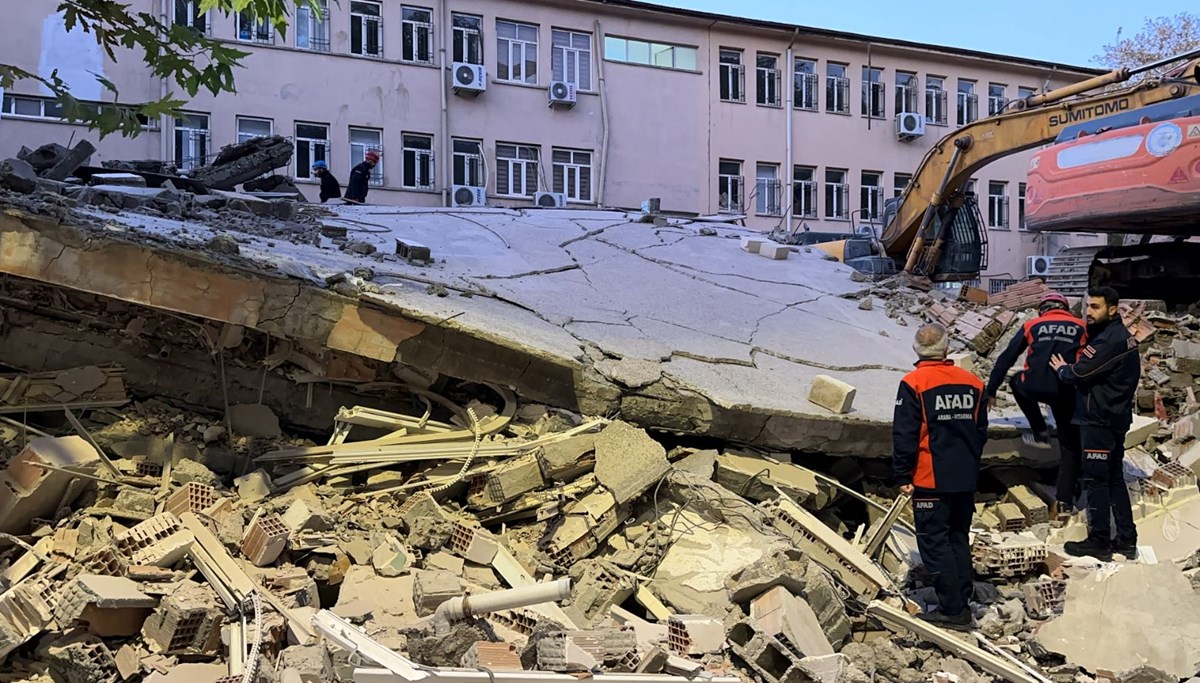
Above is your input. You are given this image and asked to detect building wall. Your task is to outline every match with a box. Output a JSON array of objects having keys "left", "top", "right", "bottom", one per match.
[{"left": 0, "top": 0, "right": 1104, "bottom": 286}]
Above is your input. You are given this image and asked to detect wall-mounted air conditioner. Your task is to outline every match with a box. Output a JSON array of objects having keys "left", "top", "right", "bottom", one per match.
[
  {"left": 548, "top": 81, "right": 577, "bottom": 107},
  {"left": 452, "top": 62, "right": 487, "bottom": 95},
  {"left": 1027, "top": 255, "right": 1056, "bottom": 277},
  {"left": 896, "top": 112, "right": 926, "bottom": 141},
  {"left": 534, "top": 192, "right": 567, "bottom": 208},
  {"left": 451, "top": 185, "right": 486, "bottom": 207}
]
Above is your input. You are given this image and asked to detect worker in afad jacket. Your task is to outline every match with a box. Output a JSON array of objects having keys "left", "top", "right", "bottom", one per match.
[
  {"left": 344, "top": 149, "right": 379, "bottom": 204},
  {"left": 1050, "top": 286, "right": 1141, "bottom": 561},
  {"left": 986, "top": 292, "right": 1086, "bottom": 515},
  {"left": 893, "top": 323, "right": 988, "bottom": 632}
]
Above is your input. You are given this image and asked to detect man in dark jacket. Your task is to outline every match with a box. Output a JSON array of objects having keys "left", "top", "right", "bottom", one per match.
[
  {"left": 344, "top": 149, "right": 379, "bottom": 204},
  {"left": 894, "top": 323, "right": 988, "bottom": 631},
  {"left": 1050, "top": 286, "right": 1141, "bottom": 560},
  {"left": 312, "top": 161, "right": 341, "bottom": 203},
  {"left": 987, "top": 291, "right": 1086, "bottom": 514}
]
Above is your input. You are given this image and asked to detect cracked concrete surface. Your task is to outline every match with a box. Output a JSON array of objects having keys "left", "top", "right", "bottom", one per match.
[{"left": 0, "top": 204, "right": 923, "bottom": 453}]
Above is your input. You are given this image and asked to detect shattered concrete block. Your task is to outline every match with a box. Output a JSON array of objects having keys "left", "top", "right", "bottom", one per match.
[
  {"left": 741, "top": 237, "right": 765, "bottom": 254},
  {"left": 169, "top": 458, "right": 220, "bottom": 488},
  {"left": 1125, "top": 414, "right": 1159, "bottom": 449},
  {"left": 41, "top": 630, "right": 119, "bottom": 683},
  {"left": 971, "top": 532, "right": 1048, "bottom": 578},
  {"left": 1022, "top": 576, "right": 1066, "bottom": 619},
  {"left": 188, "top": 135, "right": 294, "bottom": 190},
  {"left": 1173, "top": 338, "right": 1200, "bottom": 376},
  {"left": 241, "top": 512, "right": 290, "bottom": 567},
  {"left": 0, "top": 575, "right": 57, "bottom": 660},
  {"left": 398, "top": 492, "right": 452, "bottom": 531},
  {"left": 715, "top": 453, "right": 827, "bottom": 507},
  {"left": 568, "top": 560, "right": 635, "bottom": 625},
  {"left": 462, "top": 641, "right": 523, "bottom": 671},
  {"left": 1005, "top": 485, "right": 1048, "bottom": 525},
  {"left": 994, "top": 503, "right": 1027, "bottom": 532},
  {"left": 537, "top": 628, "right": 639, "bottom": 672},
  {"left": 808, "top": 375, "right": 856, "bottom": 415},
  {"left": 44, "top": 140, "right": 96, "bottom": 181},
  {"left": 165, "top": 482, "right": 218, "bottom": 517},
  {"left": 537, "top": 435, "right": 596, "bottom": 482},
  {"left": 55, "top": 574, "right": 157, "bottom": 638},
  {"left": 750, "top": 586, "right": 835, "bottom": 658},
  {"left": 372, "top": 535, "right": 413, "bottom": 577},
  {"left": 141, "top": 580, "right": 224, "bottom": 655},
  {"left": 482, "top": 454, "right": 545, "bottom": 506},
  {"left": 948, "top": 351, "right": 976, "bottom": 375},
  {"left": 228, "top": 403, "right": 282, "bottom": 438},
  {"left": 281, "top": 499, "right": 334, "bottom": 533},
  {"left": 593, "top": 421, "right": 669, "bottom": 504},
  {"left": 797, "top": 653, "right": 853, "bottom": 683},
  {"left": 234, "top": 469, "right": 273, "bottom": 502},
  {"left": 726, "top": 618, "right": 808, "bottom": 683},
  {"left": 544, "top": 488, "right": 624, "bottom": 567},
  {"left": 413, "top": 570, "right": 463, "bottom": 616},
  {"left": 757, "top": 243, "right": 790, "bottom": 260},
  {"left": 667, "top": 615, "right": 725, "bottom": 656},
  {"left": 0, "top": 435, "right": 101, "bottom": 534},
  {"left": 89, "top": 172, "right": 146, "bottom": 188},
  {"left": 0, "top": 158, "right": 38, "bottom": 194},
  {"left": 113, "top": 513, "right": 195, "bottom": 568},
  {"left": 448, "top": 521, "right": 499, "bottom": 565}
]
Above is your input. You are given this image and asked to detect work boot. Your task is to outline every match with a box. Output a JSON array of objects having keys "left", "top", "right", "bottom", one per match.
[
  {"left": 1021, "top": 432, "right": 1052, "bottom": 449},
  {"left": 916, "top": 609, "right": 974, "bottom": 632},
  {"left": 1063, "top": 537, "right": 1113, "bottom": 561},
  {"left": 1113, "top": 539, "right": 1138, "bottom": 560}
]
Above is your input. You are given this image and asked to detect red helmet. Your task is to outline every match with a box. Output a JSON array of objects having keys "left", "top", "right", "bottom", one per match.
[
  {"left": 1040, "top": 292, "right": 1069, "bottom": 310},
  {"left": 365, "top": 149, "right": 380, "bottom": 162}
]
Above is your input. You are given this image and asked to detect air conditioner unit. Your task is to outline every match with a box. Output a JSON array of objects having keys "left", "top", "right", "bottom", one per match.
[
  {"left": 452, "top": 62, "right": 487, "bottom": 95},
  {"left": 896, "top": 112, "right": 926, "bottom": 141},
  {"left": 534, "top": 192, "right": 567, "bottom": 208},
  {"left": 451, "top": 185, "right": 486, "bottom": 207},
  {"left": 548, "top": 81, "right": 577, "bottom": 107},
  {"left": 1027, "top": 255, "right": 1056, "bottom": 277}
]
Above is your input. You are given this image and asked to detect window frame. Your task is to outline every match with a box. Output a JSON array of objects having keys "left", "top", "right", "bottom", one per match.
[
  {"left": 893, "top": 173, "right": 912, "bottom": 199},
  {"left": 400, "top": 132, "right": 436, "bottom": 190},
  {"left": 452, "top": 138, "right": 485, "bottom": 188},
  {"left": 174, "top": 0, "right": 208, "bottom": 34},
  {"left": 236, "top": 116, "right": 273, "bottom": 144},
  {"left": 174, "top": 112, "right": 211, "bottom": 172},
  {"left": 987, "top": 180, "right": 1009, "bottom": 229},
  {"left": 825, "top": 63, "right": 850, "bottom": 114},
  {"left": 718, "top": 159, "right": 743, "bottom": 214},
  {"left": 895, "top": 71, "right": 918, "bottom": 115},
  {"left": 497, "top": 19, "right": 540, "bottom": 85},
  {"left": 294, "top": 122, "right": 330, "bottom": 180},
  {"left": 350, "top": 0, "right": 384, "bottom": 58},
  {"left": 792, "top": 165, "right": 817, "bottom": 218},
  {"left": 296, "top": 0, "right": 330, "bottom": 52},
  {"left": 824, "top": 168, "right": 849, "bottom": 220},
  {"left": 756, "top": 53, "right": 782, "bottom": 108},
  {"left": 235, "top": 9, "right": 272, "bottom": 44},
  {"left": 987, "top": 82, "right": 1007, "bottom": 116},
  {"left": 452, "top": 13, "right": 484, "bottom": 65},
  {"left": 401, "top": 6, "right": 435, "bottom": 65},
  {"left": 496, "top": 142, "right": 540, "bottom": 197},
  {"left": 957, "top": 79, "right": 978, "bottom": 126},
  {"left": 755, "top": 163, "right": 782, "bottom": 216},
  {"left": 860, "top": 171, "right": 883, "bottom": 221},
  {"left": 861, "top": 66, "right": 885, "bottom": 119},
  {"left": 552, "top": 148, "right": 593, "bottom": 202},
  {"left": 1018, "top": 182, "right": 1028, "bottom": 230},
  {"left": 552, "top": 29, "right": 593, "bottom": 90},
  {"left": 793, "top": 59, "right": 818, "bottom": 111},
  {"left": 719, "top": 49, "right": 746, "bottom": 103},
  {"left": 602, "top": 36, "right": 697, "bottom": 71},
  {"left": 926, "top": 75, "right": 948, "bottom": 125},
  {"left": 349, "top": 127, "right": 384, "bottom": 186}
]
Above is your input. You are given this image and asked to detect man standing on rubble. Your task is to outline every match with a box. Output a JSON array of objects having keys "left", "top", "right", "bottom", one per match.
[
  {"left": 893, "top": 323, "right": 988, "bottom": 631},
  {"left": 1050, "top": 286, "right": 1141, "bottom": 561},
  {"left": 311, "top": 160, "right": 341, "bottom": 204},
  {"left": 985, "top": 292, "right": 1086, "bottom": 517},
  {"left": 344, "top": 149, "right": 379, "bottom": 204}
]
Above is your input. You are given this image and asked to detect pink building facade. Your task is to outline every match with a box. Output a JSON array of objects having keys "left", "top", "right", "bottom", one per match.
[{"left": 0, "top": 0, "right": 1102, "bottom": 289}]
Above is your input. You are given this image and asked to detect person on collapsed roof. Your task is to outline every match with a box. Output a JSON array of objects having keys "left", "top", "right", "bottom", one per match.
[
  {"left": 986, "top": 291, "right": 1086, "bottom": 517},
  {"left": 311, "top": 160, "right": 341, "bottom": 204},
  {"left": 344, "top": 149, "right": 379, "bottom": 204}
]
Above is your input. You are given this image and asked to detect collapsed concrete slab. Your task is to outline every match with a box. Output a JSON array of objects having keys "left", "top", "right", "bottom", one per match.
[{"left": 0, "top": 203, "right": 928, "bottom": 453}]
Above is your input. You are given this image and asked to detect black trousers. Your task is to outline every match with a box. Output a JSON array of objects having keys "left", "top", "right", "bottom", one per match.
[
  {"left": 1080, "top": 425, "right": 1137, "bottom": 546},
  {"left": 1010, "top": 376, "right": 1081, "bottom": 505},
  {"left": 912, "top": 490, "right": 974, "bottom": 616}
]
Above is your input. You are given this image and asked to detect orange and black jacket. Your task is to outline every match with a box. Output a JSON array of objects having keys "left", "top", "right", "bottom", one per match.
[
  {"left": 893, "top": 360, "right": 988, "bottom": 493},
  {"left": 986, "top": 309, "right": 1087, "bottom": 399},
  {"left": 1056, "top": 316, "right": 1141, "bottom": 431}
]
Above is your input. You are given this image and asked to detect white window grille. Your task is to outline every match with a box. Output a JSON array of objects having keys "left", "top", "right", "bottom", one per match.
[
  {"left": 895, "top": 72, "right": 918, "bottom": 114},
  {"left": 401, "top": 6, "right": 434, "bottom": 64},
  {"left": 174, "top": 0, "right": 207, "bottom": 34},
  {"left": 351, "top": 1, "right": 383, "bottom": 58},
  {"left": 826, "top": 64, "right": 849, "bottom": 114},
  {"left": 755, "top": 164, "right": 781, "bottom": 216},
  {"left": 794, "top": 59, "right": 818, "bottom": 111},
  {"left": 719, "top": 49, "right": 745, "bottom": 103},
  {"left": 402, "top": 133, "right": 435, "bottom": 189},
  {"left": 296, "top": 0, "right": 330, "bottom": 52},
  {"left": 295, "top": 122, "right": 329, "bottom": 179},
  {"left": 452, "top": 14, "right": 483, "bottom": 64},
  {"left": 861, "top": 67, "right": 885, "bottom": 118},
  {"left": 861, "top": 172, "right": 883, "bottom": 221},
  {"left": 174, "top": 112, "right": 210, "bottom": 171},
  {"left": 350, "top": 127, "right": 384, "bottom": 185},
  {"left": 825, "top": 169, "right": 848, "bottom": 219},
  {"left": 926, "top": 76, "right": 948, "bottom": 125},
  {"left": 988, "top": 181, "right": 1009, "bottom": 228},
  {"left": 236, "top": 10, "right": 272, "bottom": 44},
  {"left": 756, "top": 54, "right": 781, "bottom": 107},
  {"left": 452, "top": 139, "right": 485, "bottom": 187},
  {"left": 793, "top": 166, "right": 816, "bottom": 218},
  {"left": 957, "top": 80, "right": 978, "bottom": 126},
  {"left": 236, "top": 117, "right": 272, "bottom": 144}
]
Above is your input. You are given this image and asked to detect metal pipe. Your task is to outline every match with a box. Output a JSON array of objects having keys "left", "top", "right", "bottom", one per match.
[
  {"left": 784, "top": 28, "right": 799, "bottom": 234},
  {"left": 432, "top": 578, "right": 571, "bottom": 635},
  {"left": 438, "top": 0, "right": 450, "bottom": 207},
  {"left": 594, "top": 19, "right": 611, "bottom": 207},
  {"left": 1026, "top": 48, "right": 1200, "bottom": 109}
]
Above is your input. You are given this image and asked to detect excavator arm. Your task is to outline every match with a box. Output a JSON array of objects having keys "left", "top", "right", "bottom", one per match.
[{"left": 883, "top": 53, "right": 1200, "bottom": 278}]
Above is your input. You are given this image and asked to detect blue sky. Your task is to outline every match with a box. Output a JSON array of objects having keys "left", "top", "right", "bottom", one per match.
[{"left": 654, "top": 1, "right": 1192, "bottom": 67}]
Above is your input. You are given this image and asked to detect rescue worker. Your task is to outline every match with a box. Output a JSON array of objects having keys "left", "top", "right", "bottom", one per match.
[
  {"left": 311, "top": 160, "right": 341, "bottom": 204},
  {"left": 986, "top": 291, "right": 1086, "bottom": 516},
  {"left": 344, "top": 149, "right": 379, "bottom": 204},
  {"left": 893, "top": 323, "right": 988, "bottom": 630},
  {"left": 1050, "top": 286, "right": 1141, "bottom": 560}
]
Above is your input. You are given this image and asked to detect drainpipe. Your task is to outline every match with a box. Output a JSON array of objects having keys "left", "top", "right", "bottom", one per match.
[
  {"left": 594, "top": 19, "right": 610, "bottom": 207},
  {"left": 784, "top": 28, "right": 798, "bottom": 232},
  {"left": 432, "top": 579, "right": 572, "bottom": 635},
  {"left": 160, "top": 0, "right": 171, "bottom": 164},
  {"left": 439, "top": 0, "right": 450, "bottom": 206}
]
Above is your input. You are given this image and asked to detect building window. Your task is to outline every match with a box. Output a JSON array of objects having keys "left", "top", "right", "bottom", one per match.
[
  {"left": 295, "top": 122, "right": 329, "bottom": 179},
  {"left": 174, "top": 0, "right": 207, "bottom": 34},
  {"left": 793, "top": 166, "right": 817, "bottom": 218},
  {"left": 552, "top": 148, "right": 592, "bottom": 202},
  {"left": 497, "top": 143, "right": 538, "bottom": 196},
  {"left": 1017, "top": 86, "right": 1036, "bottom": 102},
  {"left": 497, "top": 20, "right": 538, "bottom": 84},
  {"left": 350, "top": 1, "right": 383, "bottom": 58},
  {"left": 964, "top": 179, "right": 977, "bottom": 195},
  {"left": 893, "top": 172, "right": 912, "bottom": 199},
  {"left": 756, "top": 53, "right": 782, "bottom": 107},
  {"left": 861, "top": 171, "right": 883, "bottom": 221},
  {"left": 552, "top": 30, "right": 592, "bottom": 90},
  {"left": 1018, "top": 182, "right": 1027, "bottom": 230},
  {"left": 452, "top": 14, "right": 483, "bottom": 64},
  {"left": 401, "top": 6, "right": 434, "bottom": 64},
  {"left": 3, "top": 94, "right": 64, "bottom": 119},
  {"left": 826, "top": 63, "right": 849, "bottom": 114},
  {"left": 988, "top": 181, "right": 1009, "bottom": 229},
  {"left": 895, "top": 71, "right": 918, "bottom": 114},
  {"left": 236, "top": 10, "right": 272, "bottom": 44},
  {"left": 296, "top": 0, "right": 330, "bottom": 52},
  {"left": 825, "top": 168, "right": 848, "bottom": 219},
  {"left": 754, "top": 163, "right": 782, "bottom": 216},
  {"left": 236, "top": 117, "right": 272, "bottom": 144},
  {"left": 603, "top": 36, "right": 697, "bottom": 71},
  {"left": 719, "top": 49, "right": 745, "bottom": 103},
  {"left": 174, "top": 113, "right": 210, "bottom": 171},
  {"left": 862, "top": 66, "right": 885, "bottom": 118},
  {"left": 452, "top": 139, "right": 485, "bottom": 187},
  {"left": 350, "top": 127, "right": 384, "bottom": 185},
  {"left": 401, "top": 133, "right": 435, "bottom": 189},
  {"left": 926, "top": 76, "right": 948, "bottom": 125},
  {"left": 794, "top": 59, "right": 818, "bottom": 111},
  {"left": 957, "top": 79, "right": 978, "bottom": 126},
  {"left": 718, "top": 160, "right": 743, "bottom": 213},
  {"left": 988, "top": 83, "right": 1007, "bottom": 116}
]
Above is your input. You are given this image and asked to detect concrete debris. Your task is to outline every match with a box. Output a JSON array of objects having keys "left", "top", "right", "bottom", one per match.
[
  {"left": 186, "top": 135, "right": 294, "bottom": 190},
  {"left": 593, "top": 421, "right": 669, "bottom": 504},
  {"left": 0, "top": 158, "right": 38, "bottom": 194},
  {"left": 808, "top": 374, "right": 857, "bottom": 414}
]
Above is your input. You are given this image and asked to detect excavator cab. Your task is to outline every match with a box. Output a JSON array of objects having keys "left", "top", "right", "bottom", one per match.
[{"left": 880, "top": 191, "right": 988, "bottom": 280}]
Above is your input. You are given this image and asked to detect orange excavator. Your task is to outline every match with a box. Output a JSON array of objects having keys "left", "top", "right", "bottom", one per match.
[{"left": 850, "top": 49, "right": 1200, "bottom": 284}]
